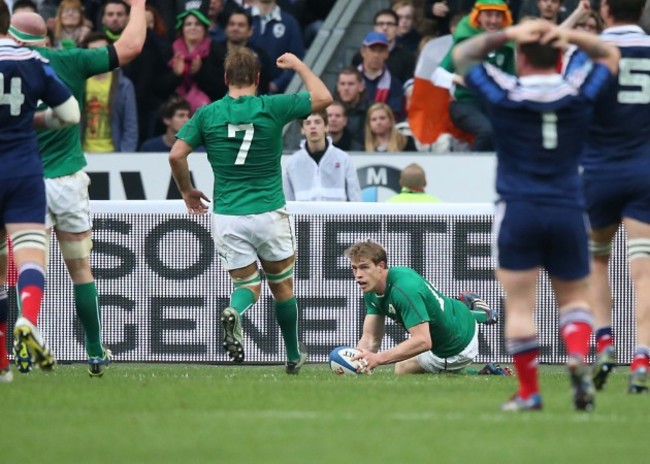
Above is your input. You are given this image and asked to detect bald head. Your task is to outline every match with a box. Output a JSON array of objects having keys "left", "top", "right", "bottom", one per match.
[
  {"left": 9, "top": 12, "right": 47, "bottom": 44},
  {"left": 399, "top": 163, "right": 427, "bottom": 190}
]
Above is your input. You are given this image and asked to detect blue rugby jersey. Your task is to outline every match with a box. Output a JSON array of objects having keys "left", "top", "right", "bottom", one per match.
[
  {"left": 465, "top": 60, "right": 612, "bottom": 207},
  {"left": 583, "top": 26, "right": 650, "bottom": 178},
  {"left": 0, "top": 38, "right": 72, "bottom": 180}
]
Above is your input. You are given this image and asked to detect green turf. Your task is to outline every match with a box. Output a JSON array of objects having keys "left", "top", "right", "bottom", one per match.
[{"left": 1, "top": 363, "right": 647, "bottom": 464}]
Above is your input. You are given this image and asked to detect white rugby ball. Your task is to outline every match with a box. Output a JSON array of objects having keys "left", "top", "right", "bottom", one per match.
[{"left": 329, "top": 346, "right": 362, "bottom": 375}]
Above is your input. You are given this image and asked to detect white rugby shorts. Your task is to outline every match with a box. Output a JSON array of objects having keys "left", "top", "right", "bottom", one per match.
[
  {"left": 416, "top": 322, "right": 479, "bottom": 373},
  {"left": 212, "top": 208, "right": 296, "bottom": 270},
  {"left": 45, "top": 170, "right": 92, "bottom": 232}
]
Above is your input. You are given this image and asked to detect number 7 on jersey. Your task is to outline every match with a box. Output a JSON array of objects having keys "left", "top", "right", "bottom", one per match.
[{"left": 228, "top": 123, "right": 255, "bottom": 165}]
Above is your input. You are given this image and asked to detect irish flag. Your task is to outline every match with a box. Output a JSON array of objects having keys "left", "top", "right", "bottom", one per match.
[{"left": 408, "top": 36, "right": 469, "bottom": 145}]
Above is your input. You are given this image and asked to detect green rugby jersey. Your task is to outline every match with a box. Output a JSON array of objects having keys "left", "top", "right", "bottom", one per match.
[
  {"left": 364, "top": 267, "right": 476, "bottom": 358},
  {"left": 177, "top": 92, "right": 312, "bottom": 215},
  {"left": 34, "top": 46, "right": 112, "bottom": 179}
]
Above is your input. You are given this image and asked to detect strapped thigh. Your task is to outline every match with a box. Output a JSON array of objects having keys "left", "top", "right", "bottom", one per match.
[
  {"left": 628, "top": 238, "right": 650, "bottom": 261},
  {"left": 9, "top": 229, "right": 47, "bottom": 252},
  {"left": 59, "top": 236, "right": 93, "bottom": 260},
  {"left": 265, "top": 263, "right": 295, "bottom": 284},
  {"left": 589, "top": 240, "right": 612, "bottom": 257},
  {"left": 232, "top": 270, "right": 261, "bottom": 288}
]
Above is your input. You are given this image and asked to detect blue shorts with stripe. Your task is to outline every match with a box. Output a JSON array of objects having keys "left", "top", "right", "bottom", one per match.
[
  {"left": 0, "top": 175, "right": 46, "bottom": 227},
  {"left": 492, "top": 201, "right": 590, "bottom": 280},
  {"left": 583, "top": 174, "right": 650, "bottom": 230}
]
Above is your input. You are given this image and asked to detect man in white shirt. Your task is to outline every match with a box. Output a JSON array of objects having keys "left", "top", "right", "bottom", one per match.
[{"left": 283, "top": 110, "right": 362, "bottom": 202}]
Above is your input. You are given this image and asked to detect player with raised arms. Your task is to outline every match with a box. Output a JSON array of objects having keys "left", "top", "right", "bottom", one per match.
[
  {"left": 13, "top": 0, "right": 146, "bottom": 377},
  {"left": 582, "top": 0, "right": 650, "bottom": 394},
  {"left": 453, "top": 19, "right": 619, "bottom": 411},
  {"left": 0, "top": 6, "right": 80, "bottom": 382},
  {"left": 169, "top": 48, "right": 332, "bottom": 374}
]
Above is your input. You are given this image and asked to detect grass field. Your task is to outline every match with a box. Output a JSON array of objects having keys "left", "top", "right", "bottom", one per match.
[{"left": 1, "top": 363, "right": 647, "bottom": 464}]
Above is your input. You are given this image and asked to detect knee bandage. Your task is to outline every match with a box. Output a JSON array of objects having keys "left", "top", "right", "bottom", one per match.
[
  {"left": 589, "top": 240, "right": 612, "bottom": 257},
  {"left": 627, "top": 238, "right": 650, "bottom": 261},
  {"left": 59, "top": 236, "right": 93, "bottom": 260},
  {"left": 9, "top": 229, "right": 47, "bottom": 252},
  {"left": 266, "top": 264, "right": 295, "bottom": 284},
  {"left": 232, "top": 270, "right": 261, "bottom": 288}
]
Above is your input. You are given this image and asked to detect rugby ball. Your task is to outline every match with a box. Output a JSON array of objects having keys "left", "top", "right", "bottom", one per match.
[{"left": 329, "top": 346, "right": 362, "bottom": 376}]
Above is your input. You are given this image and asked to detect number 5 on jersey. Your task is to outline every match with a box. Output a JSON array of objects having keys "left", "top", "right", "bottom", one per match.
[{"left": 228, "top": 123, "right": 255, "bottom": 165}]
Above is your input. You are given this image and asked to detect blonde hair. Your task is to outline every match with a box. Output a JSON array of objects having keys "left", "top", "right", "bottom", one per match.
[
  {"left": 364, "top": 103, "right": 407, "bottom": 152},
  {"left": 53, "top": 0, "right": 87, "bottom": 45},
  {"left": 225, "top": 47, "right": 260, "bottom": 87},
  {"left": 344, "top": 241, "right": 387, "bottom": 266}
]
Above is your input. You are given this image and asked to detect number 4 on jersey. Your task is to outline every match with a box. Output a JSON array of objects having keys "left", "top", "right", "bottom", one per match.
[
  {"left": 0, "top": 73, "right": 26, "bottom": 116},
  {"left": 228, "top": 123, "right": 255, "bottom": 165}
]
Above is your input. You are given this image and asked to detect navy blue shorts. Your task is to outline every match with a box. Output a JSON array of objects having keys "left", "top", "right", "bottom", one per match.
[
  {"left": 0, "top": 175, "right": 46, "bottom": 227},
  {"left": 493, "top": 201, "right": 590, "bottom": 280},
  {"left": 583, "top": 174, "right": 650, "bottom": 230}
]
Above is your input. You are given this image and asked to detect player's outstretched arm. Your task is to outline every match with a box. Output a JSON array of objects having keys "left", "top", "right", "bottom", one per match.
[
  {"left": 169, "top": 139, "right": 210, "bottom": 215},
  {"left": 276, "top": 52, "right": 333, "bottom": 111},
  {"left": 114, "top": 0, "right": 146, "bottom": 66}
]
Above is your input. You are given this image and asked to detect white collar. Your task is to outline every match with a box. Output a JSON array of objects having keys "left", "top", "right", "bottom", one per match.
[
  {"left": 0, "top": 38, "right": 18, "bottom": 46},
  {"left": 251, "top": 5, "right": 282, "bottom": 22},
  {"left": 602, "top": 24, "right": 645, "bottom": 35},
  {"left": 518, "top": 74, "right": 563, "bottom": 86}
]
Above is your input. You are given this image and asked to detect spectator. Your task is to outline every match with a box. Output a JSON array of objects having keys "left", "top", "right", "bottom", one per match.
[
  {"left": 424, "top": 0, "right": 475, "bottom": 35},
  {"left": 101, "top": 0, "right": 130, "bottom": 43},
  {"left": 386, "top": 163, "right": 441, "bottom": 203},
  {"left": 364, "top": 102, "right": 416, "bottom": 152},
  {"left": 560, "top": 1, "right": 603, "bottom": 75},
  {"left": 145, "top": 0, "right": 210, "bottom": 42},
  {"left": 536, "top": 0, "right": 564, "bottom": 23},
  {"left": 81, "top": 32, "right": 138, "bottom": 153},
  {"left": 140, "top": 96, "right": 198, "bottom": 152},
  {"left": 358, "top": 31, "right": 405, "bottom": 121},
  {"left": 123, "top": 4, "right": 176, "bottom": 146},
  {"left": 560, "top": 0, "right": 602, "bottom": 33},
  {"left": 146, "top": 3, "right": 170, "bottom": 42},
  {"left": 574, "top": 9, "right": 603, "bottom": 33},
  {"left": 283, "top": 110, "right": 362, "bottom": 202},
  {"left": 220, "top": 9, "right": 272, "bottom": 94},
  {"left": 249, "top": 0, "right": 305, "bottom": 93},
  {"left": 169, "top": 9, "right": 228, "bottom": 112},
  {"left": 393, "top": 0, "right": 422, "bottom": 53},
  {"left": 49, "top": 0, "right": 92, "bottom": 49},
  {"left": 353, "top": 9, "right": 417, "bottom": 84},
  {"left": 326, "top": 101, "right": 363, "bottom": 152},
  {"left": 438, "top": 0, "right": 515, "bottom": 151},
  {"left": 207, "top": 0, "right": 227, "bottom": 42},
  {"left": 334, "top": 66, "right": 370, "bottom": 146}
]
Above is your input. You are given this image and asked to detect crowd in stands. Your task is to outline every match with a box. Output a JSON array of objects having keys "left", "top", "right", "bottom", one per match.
[
  {"left": 5, "top": 0, "right": 650, "bottom": 201},
  {"left": 5, "top": 0, "right": 335, "bottom": 150},
  {"left": 6, "top": 0, "right": 640, "bottom": 153}
]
